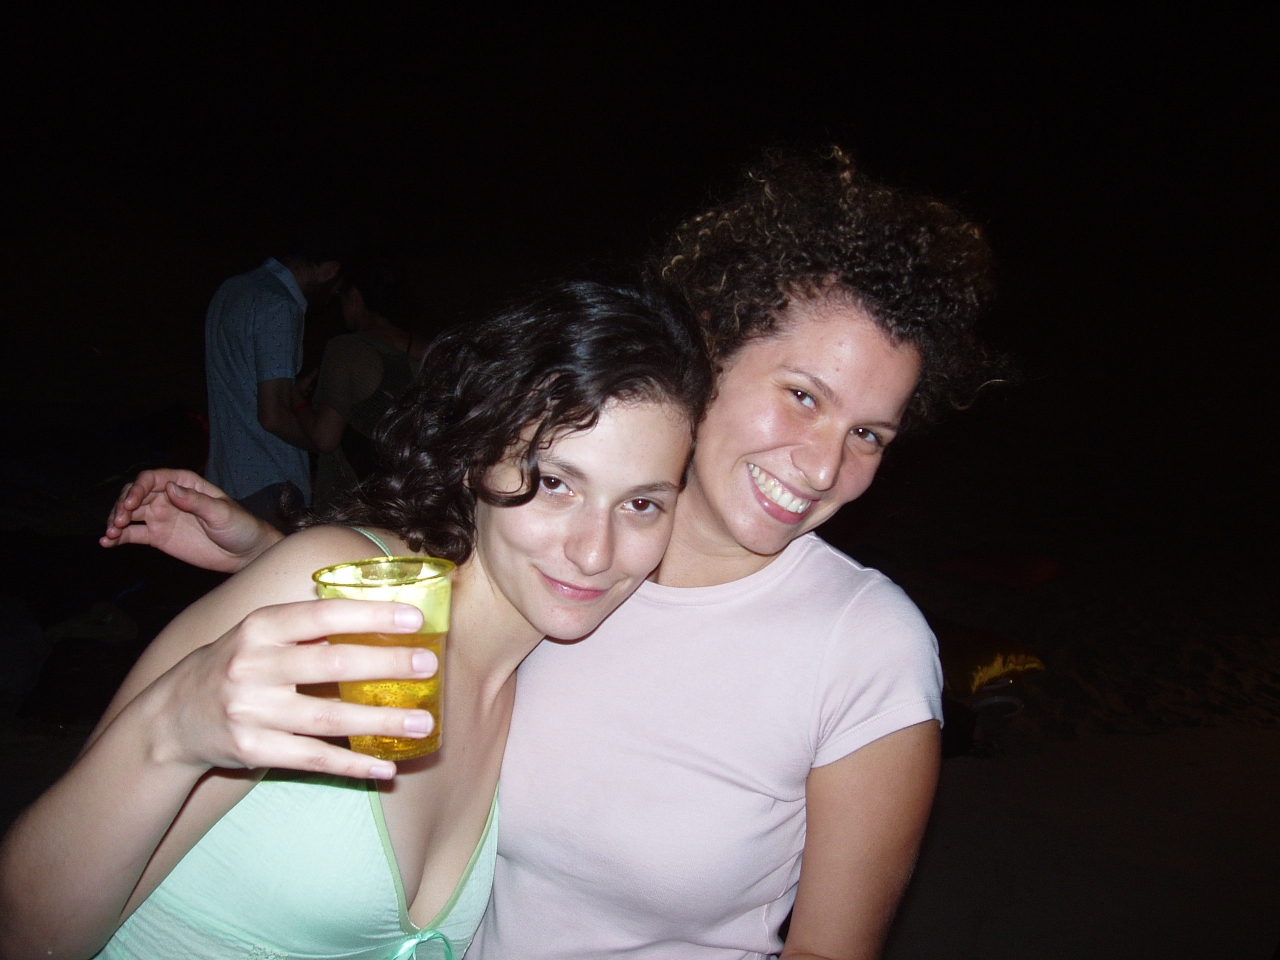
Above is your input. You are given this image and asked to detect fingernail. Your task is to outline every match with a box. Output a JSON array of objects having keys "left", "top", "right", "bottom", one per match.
[
  {"left": 393, "top": 605, "right": 423, "bottom": 629},
  {"left": 403, "top": 712, "right": 433, "bottom": 734},
  {"left": 411, "top": 651, "right": 437, "bottom": 675},
  {"left": 369, "top": 762, "right": 397, "bottom": 780}
]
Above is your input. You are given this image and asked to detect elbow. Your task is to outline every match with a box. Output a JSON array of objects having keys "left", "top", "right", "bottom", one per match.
[
  {"left": 0, "top": 875, "right": 52, "bottom": 960},
  {"left": 0, "top": 897, "right": 110, "bottom": 960},
  {"left": 257, "top": 409, "right": 286, "bottom": 438},
  {"left": 0, "top": 906, "right": 62, "bottom": 960}
]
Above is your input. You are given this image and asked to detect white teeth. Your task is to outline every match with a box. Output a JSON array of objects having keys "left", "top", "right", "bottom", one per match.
[{"left": 748, "top": 464, "right": 811, "bottom": 514}]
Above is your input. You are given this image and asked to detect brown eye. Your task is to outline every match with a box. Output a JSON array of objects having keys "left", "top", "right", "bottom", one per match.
[{"left": 851, "top": 427, "right": 882, "bottom": 447}]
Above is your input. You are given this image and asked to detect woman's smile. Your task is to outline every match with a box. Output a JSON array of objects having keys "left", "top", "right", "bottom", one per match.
[
  {"left": 661, "top": 293, "right": 922, "bottom": 587},
  {"left": 538, "top": 571, "right": 608, "bottom": 603},
  {"left": 746, "top": 463, "right": 814, "bottom": 520}
]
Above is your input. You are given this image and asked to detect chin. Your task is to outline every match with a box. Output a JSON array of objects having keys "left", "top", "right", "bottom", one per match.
[
  {"left": 534, "top": 609, "right": 608, "bottom": 643},
  {"left": 730, "top": 524, "right": 797, "bottom": 560}
]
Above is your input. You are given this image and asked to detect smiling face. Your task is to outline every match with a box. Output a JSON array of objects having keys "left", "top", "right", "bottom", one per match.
[
  {"left": 472, "top": 399, "right": 692, "bottom": 641},
  {"left": 664, "top": 293, "right": 922, "bottom": 586}
]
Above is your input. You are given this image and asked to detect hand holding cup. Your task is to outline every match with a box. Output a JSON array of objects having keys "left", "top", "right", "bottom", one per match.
[{"left": 148, "top": 597, "right": 439, "bottom": 780}]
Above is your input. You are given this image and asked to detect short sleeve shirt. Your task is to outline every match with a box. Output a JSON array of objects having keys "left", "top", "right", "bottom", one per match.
[
  {"left": 204, "top": 259, "right": 312, "bottom": 501},
  {"left": 470, "top": 534, "right": 943, "bottom": 959}
]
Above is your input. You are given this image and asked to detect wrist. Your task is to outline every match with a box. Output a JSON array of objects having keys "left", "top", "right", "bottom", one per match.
[{"left": 135, "top": 676, "right": 216, "bottom": 774}]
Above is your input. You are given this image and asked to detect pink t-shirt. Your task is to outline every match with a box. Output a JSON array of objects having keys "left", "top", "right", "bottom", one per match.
[{"left": 470, "top": 534, "right": 943, "bottom": 959}]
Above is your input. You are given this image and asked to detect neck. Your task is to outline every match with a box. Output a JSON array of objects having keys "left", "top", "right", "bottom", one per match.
[
  {"left": 279, "top": 257, "right": 311, "bottom": 292},
  {"left": 445, "top": 557, "right": 544, "bottom": 702},
  {"left": 654, "top": 478, "right": 780, "bottom": 588}
]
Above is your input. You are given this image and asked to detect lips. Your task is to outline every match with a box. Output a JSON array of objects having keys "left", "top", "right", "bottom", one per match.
[
  {"left": 540, "top": 572, "right": 609, "bottom": 602},
  {"left": 748, "top": 463, "right": 813, "bottom": 519}
]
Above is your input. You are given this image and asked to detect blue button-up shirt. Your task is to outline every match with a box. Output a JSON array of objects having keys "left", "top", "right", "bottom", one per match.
[{"left": 204, "top": 258, "right": 312, "bottom": 502}]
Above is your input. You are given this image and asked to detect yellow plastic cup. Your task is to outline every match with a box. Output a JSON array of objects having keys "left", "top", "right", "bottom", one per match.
[{"left": 313, "top": 557, "right": 455, "bottom": 761}]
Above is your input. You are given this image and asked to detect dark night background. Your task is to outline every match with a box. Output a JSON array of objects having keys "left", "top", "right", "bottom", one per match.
[{"left": 1, "top": 9, "right": 1277, "bottom": 957}]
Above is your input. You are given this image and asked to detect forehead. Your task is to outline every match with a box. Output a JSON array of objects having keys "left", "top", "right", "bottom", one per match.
[
  {"left": 711, "top": 293, "right": 923, "bottom": 424},
  {"left": 532, "top": 397, "right": 691, "bottom": 449},
  {"left": 729, "top": 295, "right": 916, "bottom": 370}
]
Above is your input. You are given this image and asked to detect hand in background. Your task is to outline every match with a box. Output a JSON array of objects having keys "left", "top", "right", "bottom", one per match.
[
  {"left": 293, "top": 368, "right": 319, "bottom": 404},
  {"left": 101, "top": 469, "right": 285, "bottom": 573}
]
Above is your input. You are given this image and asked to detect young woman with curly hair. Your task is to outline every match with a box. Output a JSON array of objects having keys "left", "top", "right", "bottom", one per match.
[
  {"left": 0, "top": 283, "right": 712, "bottom": 960},
  {"left": 91, "top": 148, "right": 998, "bottom": 959}
]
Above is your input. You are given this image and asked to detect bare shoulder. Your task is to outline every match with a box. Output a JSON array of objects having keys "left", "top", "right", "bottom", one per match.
[
  {"left": 201, "top": 523, "right": 398, "bottom": 609},
  {"left": 225, "top": 524, "right": 394, "bottom": 596}
]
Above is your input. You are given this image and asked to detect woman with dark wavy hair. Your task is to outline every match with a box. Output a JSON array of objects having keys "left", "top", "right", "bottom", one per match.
[
  {"left": 92, "top": 148, "right": 1000, "bottom": 959},
  {"left": 0, "top": 283, "right": 712, "bottom": 960}
]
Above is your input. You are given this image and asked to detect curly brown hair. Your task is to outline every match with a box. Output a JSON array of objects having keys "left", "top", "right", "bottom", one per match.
[
  {"left": 301, "top": 281, "right": 712, "bottom": 564},
  {"left": 652, "top": 146, "right": 1002, "bottom": 430}
]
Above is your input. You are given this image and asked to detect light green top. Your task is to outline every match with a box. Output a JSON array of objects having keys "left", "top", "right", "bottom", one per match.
[
  {"left": 98, "top": 529, "right": 496, "bottom": 959},
  {"left": 97, "top": 773, "right": 498, "bottom": 959}
]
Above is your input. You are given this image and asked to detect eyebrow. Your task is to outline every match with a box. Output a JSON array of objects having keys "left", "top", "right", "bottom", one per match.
[
  {"left": 537, "top": 455, "right": 681, "bottom": 498},
  {"left": 785, "top": 366, "right": 840, "bottom": 406},
  {"left": 783, "top": 367, "right": 902, "bottom": 432},
  {"left": 625, "top": 480, "right": 682, "bottom": 498}
]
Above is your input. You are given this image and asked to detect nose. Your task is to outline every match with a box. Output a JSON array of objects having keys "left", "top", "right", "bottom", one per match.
[
  {"left": 563, "top": 507, "right": 615, "bottom": 577},
  {"left": 791, "top": 423, "right": 847, "bottom": 493}
]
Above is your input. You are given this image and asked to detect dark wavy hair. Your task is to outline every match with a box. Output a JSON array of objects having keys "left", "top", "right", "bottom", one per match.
[
  {"left": 652, "top": 146, "right": 1003, "bottom": 430},
  {"left": 308, "top": 281, "right": 712, "bottom": 564}
]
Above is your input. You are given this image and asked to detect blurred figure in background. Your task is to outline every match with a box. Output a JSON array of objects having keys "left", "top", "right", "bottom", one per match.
[
  {"left": 293, "top": 250, "right": 425, "bottom": 510},
  {"left": 204, "top": 239, "right": 342, "bottom": 525}
]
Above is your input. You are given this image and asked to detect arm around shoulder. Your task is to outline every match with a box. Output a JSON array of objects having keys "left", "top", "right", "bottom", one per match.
[{"left": 101, "top": 469, "right": 285, "bottom": 573}]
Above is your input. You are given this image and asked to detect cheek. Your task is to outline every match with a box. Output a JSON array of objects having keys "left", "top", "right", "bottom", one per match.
[
  {"left": 699, "top": 403, "right": 790, "bottom": 475},
  {"left": 620, "top": 519, "right": 677, "bottom": 574},
  {"left": 482, "top": 506, "right": 558, "bottom": 564},
  {"left": 834, "top": 454, "right": 883, "bottom": 502}
]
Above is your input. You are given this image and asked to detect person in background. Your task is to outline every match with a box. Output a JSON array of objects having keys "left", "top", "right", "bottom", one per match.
[
  {"left": 204, "top": 238, "right": 342, "bottom": 525},
  {"left": 293, "top": 250, "right": 426, "bottom": 510}
]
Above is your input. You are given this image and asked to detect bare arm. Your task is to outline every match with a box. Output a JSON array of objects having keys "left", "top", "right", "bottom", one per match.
[
  {"left": 257, "top": 378, "right": 318, "bottom": 450},
  {"left": 295, "top": 402, "right": 348, "bottom": 454},
  {"left": 295, "top": 338, "right": 368, "bottom": 454},
  {"left": 780, "top": 721, "right": 941, "bottom": 960},
  {"left": 0, "top": 529, "right": 438, "bottom": 960},
  {"left": 101, "top": 469, "right": 284, "bottom": 572}
]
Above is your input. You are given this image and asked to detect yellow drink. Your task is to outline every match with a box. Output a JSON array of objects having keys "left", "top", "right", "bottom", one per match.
[
  {"left": 312, "top": 557, "right": 454, "bottom": 762},
  {"left": 330, "top": 631, "right": 446, "bottom": 759}
]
